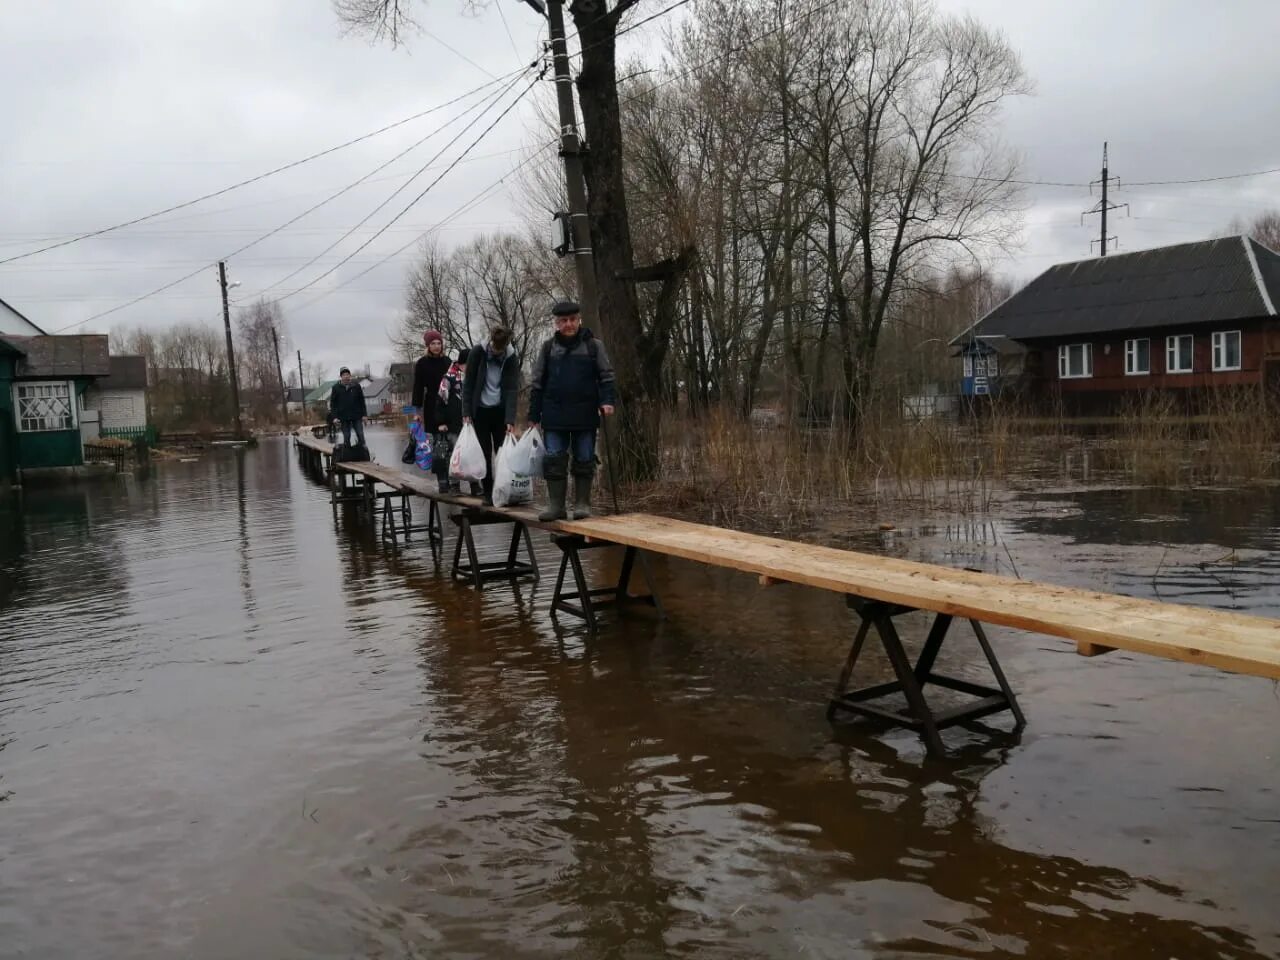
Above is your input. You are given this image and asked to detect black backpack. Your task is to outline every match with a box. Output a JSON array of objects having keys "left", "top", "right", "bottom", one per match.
[
  {"left": 539, "top": 334, "right": 598, "bottom": 387},
  {"left": 334, "top": 443, "right": 371, "bottom": 463}
]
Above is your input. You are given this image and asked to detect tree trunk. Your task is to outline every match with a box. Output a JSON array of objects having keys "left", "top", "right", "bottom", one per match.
[{"left": 574, "top": 6, "right": 658, "bottom": 480}]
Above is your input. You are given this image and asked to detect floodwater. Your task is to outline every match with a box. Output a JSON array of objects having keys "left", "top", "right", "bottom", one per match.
[{"left": 1, "top": 429, "right": 1278, "bottom": 959}]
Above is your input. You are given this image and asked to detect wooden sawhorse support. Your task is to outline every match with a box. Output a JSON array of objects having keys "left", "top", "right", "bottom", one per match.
[
  {"left": 827, "top": 596, "right": 1025, "bottom": 758},
  {"left": 413, "top": 498, "right": 446, "bottom": 553},
  {"left": 549, "top": 535, "right": 663, "bottom": 633},
  {"left": 330, "top": 464, "right": 363, "bottom": 509},
  {"left": 450, "top": 509, "right": 538, "bottom": 590},
  {"left": 361, "top": 483, "right": 412, "bottom": 545}
]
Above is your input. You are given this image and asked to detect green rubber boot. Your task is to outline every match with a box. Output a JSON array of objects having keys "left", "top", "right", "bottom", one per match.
[{"left": 538, "top": 453, "right": 570, "bottom": 522}]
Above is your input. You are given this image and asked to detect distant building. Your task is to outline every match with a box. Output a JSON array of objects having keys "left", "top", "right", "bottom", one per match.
[
  {"left": 388, "top": 362, "right": 414, "bottom": 411},
  {"left": 83, "top": 355, "right": 149, "bottom": 438},
  {"left": 1, "top": 303, "right": 112, "bottom": 483},
  {"left": 954, "top": 236, "right": 1280, "bottom": 412},
  {"left": 304, "top": 380, "right": 337, "bottom": 415},
  {"left": 362, "top": 376, "right": 394, "bottom": 414},
  {"left": 285, "top": 386, "right": 308, "bottom": 417}
]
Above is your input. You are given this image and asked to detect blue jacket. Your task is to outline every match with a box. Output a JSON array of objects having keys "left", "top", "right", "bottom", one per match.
[{"left": 528, "top": 329, "right": 617, "bottom": 431}]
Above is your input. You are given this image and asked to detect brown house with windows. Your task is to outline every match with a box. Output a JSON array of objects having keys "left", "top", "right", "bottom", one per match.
[{"left": 955, "top": 236, "right": 1280, "bottom": 412}]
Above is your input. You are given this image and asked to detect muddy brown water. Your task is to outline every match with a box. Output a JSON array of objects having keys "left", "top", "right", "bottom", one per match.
[{"left": 1, "top": 429, "right": 1277, "bottom": 959}]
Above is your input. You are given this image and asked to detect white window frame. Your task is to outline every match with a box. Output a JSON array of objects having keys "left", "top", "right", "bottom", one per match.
[
  {"left": 1166, "top": 334, "right": 1194, "bottom": 374},
  {"left": 1124, "top": 338, "right": 1151, "bottom": 376},
  {"left": 14, "top": 380, "right": 77, "bottom": 433},
  {"left": 963, "top": 355, "right": 973, "bottom": 378},
  {"left": 985, "top": 353, "right": 999, "bottom": 377},
  {"left": 1211, "top": 330, "right": 1241, "bottom": 372},
  {"left": 1057, "top": 343, "right": 1093, "bottom": 379}
]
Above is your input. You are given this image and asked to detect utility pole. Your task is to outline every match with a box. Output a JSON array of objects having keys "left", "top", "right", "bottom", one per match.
[
  {"left": 217, "top": 260, "right": 244, "bottom": 439},
  {"left": 297, "top": 349, "right": 306, "bottom": 419},
  {"left": 270, "top": 325, "right": 290, "bottom": 429},
  {"left": 541, "top": 0, "right": 602, "bottom": 335},
  {"left": 1083, "top": 142, "right": 1128, "bottom": 256}
]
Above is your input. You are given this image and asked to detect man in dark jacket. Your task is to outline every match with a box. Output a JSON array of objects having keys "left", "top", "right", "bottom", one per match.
[
  {"left": 327, "top": 367, "right": 368, "bottom": 448},
  {"left": 461, "top": 327, "right": 520, "bottom": 505},
  {"left": 528, "top": 300, "right": 617, "bottom": 520}
]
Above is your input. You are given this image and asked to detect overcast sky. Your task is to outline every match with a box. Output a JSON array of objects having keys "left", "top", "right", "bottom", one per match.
[{"left": 2, "top": 0, "right": 1278, "bottom": 377}]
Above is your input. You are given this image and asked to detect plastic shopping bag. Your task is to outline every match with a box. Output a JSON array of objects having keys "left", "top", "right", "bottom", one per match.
[
  {"left": 492, "top": 434, "right": 533, "bottom": 507},
  {"left": 449, "top": 423, "right": 487, "bottom": 481},
  {"left": 408, "top": 421, "right": 433, "bottom": 471},
  {"left": 508, "top": 425, "right": 545, "bottom": 478}
]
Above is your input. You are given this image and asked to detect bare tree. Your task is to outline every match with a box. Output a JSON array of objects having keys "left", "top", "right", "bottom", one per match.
[
  {"left": 1222, "top": 209, "right": 1280, "bottom": 252},
  {"left": 236, "top": 299, "right": 289, "bottom": 424}
]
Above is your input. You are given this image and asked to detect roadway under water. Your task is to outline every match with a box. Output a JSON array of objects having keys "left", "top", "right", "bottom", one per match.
[{"left": 1, "top": 429, "right": 1277, "bottom": 958}]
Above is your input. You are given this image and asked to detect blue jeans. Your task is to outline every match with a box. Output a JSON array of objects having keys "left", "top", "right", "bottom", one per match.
[
  {"left": 340, "top": 419, "right": 365, "bottom": 446},
  {"left": 544, "top": 428, "right": 596, "bottom": 463}
]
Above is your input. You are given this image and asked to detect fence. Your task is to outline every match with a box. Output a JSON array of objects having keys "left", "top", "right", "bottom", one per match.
[{"left": 100, "top": 425, "right": 160, "bottom": 446}]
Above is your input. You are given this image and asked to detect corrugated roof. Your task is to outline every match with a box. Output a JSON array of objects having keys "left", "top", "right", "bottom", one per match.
[
  {"left": 304, "top": 380, "right": 337, "bottom": 404},
  {"left": 94, "top": 355, "right": 148, "bottom": 390},
  {"left": 965, "top": 236, "right": 1279, "bottom": 342},
  {"left": 6, "top": 335, "right": 110, "bottom": 377}
]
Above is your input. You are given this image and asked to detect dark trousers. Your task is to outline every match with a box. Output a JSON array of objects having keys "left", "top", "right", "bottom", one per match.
[
  {"left": 340, "top": 419, "right": 365, "bottom": 446},
  {"left": 474, "top": 405, "right": 507, "bottom": 499}
]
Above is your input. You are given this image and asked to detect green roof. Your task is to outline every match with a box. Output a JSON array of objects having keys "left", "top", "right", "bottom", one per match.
[{"left": 304, "top": 380, "right": 337, "bottom": 404}]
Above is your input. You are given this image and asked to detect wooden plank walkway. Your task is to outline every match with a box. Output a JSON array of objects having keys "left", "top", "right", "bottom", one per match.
[
  {"left": 292, "top": 428, "right": 1280, "bottom": 755},
  {"left": 564, "top": 514, "right": 1280, "bottom": 681}
]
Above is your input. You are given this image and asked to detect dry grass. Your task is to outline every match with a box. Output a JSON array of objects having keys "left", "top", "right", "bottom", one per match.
[{"left": 635, "top": 389, "right": 1279, "bottom": 532}]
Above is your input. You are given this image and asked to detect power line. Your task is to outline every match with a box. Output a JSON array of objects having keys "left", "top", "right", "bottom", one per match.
[
  {"left": 231, "top": 70, "right": 535, "bottom": 302},
  {"left": 3, "top": 69, "right": 534, "bottom": 267},
  {"left": 0, "top": 146, "right": 532, "bottom": 239},
  {"left": 288, "top": 140, "right": 558, "bottom": 316},
  {"left": 49, "top": 75, "right": 535, "bottom": 334},
  {"left": 245, "top": 71, "right": 538, "bottom": 305},
  {"left": 273, "top": 75, "right": 542, "bottom": 307}
]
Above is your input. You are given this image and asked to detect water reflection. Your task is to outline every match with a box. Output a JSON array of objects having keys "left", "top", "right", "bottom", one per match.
[{"left": 0, "top": 437, "right": 1277, "bottom": 958}]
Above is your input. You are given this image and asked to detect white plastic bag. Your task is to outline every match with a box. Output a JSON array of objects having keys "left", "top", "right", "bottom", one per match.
[
  {"left": 449, "top": 423, "right": 487, "bottom": 482},
  {"left": 492, "top": 433, "right": 533, "bottom": 507},
  {"left": 508, "top": 425, "right": 545, "bottom": 478}
]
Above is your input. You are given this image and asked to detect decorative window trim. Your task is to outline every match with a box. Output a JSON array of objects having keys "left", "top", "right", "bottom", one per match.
[
  {"left": 14, "top": 380, "right": 77, "bottom": 433},
  {"left": 1124, "top": 338, "right": 1151, "bottom": 376},
  {"left": 1166, "top": 334, "right": 1194, "bottom": 374},
  {"left": 1211, "top": 330, "right": 1241, "bottom": 372},
  {"left": 1057, "top": 343, "right": 1093, "bottom": 379}
]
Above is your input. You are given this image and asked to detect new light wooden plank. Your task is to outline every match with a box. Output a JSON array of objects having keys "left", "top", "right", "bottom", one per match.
[{"left": 561, "top": 513, "right": 1280, "bottom": 680}]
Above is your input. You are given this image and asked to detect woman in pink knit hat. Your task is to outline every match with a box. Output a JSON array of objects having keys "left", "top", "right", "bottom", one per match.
[{"left": 411, "top": 329, "right": 453, "bottom": 488}]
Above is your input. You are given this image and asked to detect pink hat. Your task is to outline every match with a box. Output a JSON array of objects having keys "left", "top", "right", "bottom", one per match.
[{"left": 423, "top": 329, "right": 443, "bottom": 346}]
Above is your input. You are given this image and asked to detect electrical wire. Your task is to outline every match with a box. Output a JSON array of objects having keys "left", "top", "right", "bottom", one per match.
[
  {"left": 273, "top": 74, "right": 542, "bottom": 307},
  {"left": 3, "top": 68, "right": 534, "bottom": 267},
  {"left": 234, "top": 69, "right": 536, "bottom": 302},
  {"left": 288, "top": 140, "right": 558, "bottom": 316},
  {"left": 49, "top": 72, "right": 535, "bottom": 334}
]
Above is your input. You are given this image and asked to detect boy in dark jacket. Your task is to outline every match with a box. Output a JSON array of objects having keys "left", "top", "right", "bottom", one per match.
[
  {"left": 528, "top": 300, "right": 616, "bottom": 520},
  {"left": 461, "top": 327, "right": 520, "bottom": 505},
  {"left": 327, "top": 367, "right": 368, "bottom": 448},
  {"left": 433, "top": 349, "right": 468, "bottom": 494}
]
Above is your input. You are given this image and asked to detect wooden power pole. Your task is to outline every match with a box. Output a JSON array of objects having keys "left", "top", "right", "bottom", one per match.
[
  {"left": 544, "top": 0, "right": 602, "bottom": 336},
  {"left": 270, "top": 325, "right": 289, "bottom": 429},
  {"left": 218, "top": 260, "right": 244, "bottom": 439}
]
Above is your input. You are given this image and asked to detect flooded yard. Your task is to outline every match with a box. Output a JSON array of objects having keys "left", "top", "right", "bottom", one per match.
[{"left": 1, "top": 428, "right": 1277, "bottom": 958}]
